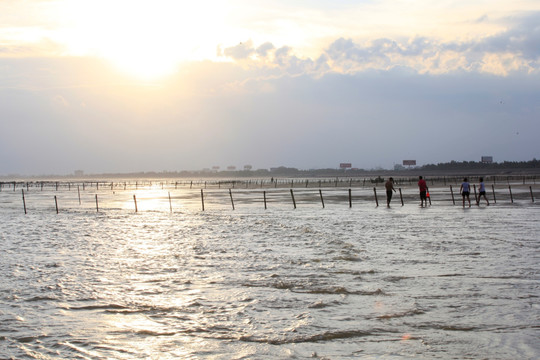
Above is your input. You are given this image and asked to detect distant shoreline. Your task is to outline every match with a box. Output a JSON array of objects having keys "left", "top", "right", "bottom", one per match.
[{"left": 1, "top": 167, "right": 539, "bottom": 182}]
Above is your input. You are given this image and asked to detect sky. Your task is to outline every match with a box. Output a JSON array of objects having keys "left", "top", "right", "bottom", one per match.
[{"left": 1, "top": 0, "right": 539, "bottom": 175}]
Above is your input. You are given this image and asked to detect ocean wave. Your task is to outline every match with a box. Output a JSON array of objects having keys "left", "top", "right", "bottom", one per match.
[
  {"left": 239, "top": 328, "right": 389, "bottom": 345},
  {"left": 376, "top": 308, "right": 425, "bottom": 319}
]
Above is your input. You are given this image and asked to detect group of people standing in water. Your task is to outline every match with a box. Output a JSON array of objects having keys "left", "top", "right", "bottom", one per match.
[
  {"left": 459, "top": 177, "right": 490, "bottom": 207},
  {"left": 383, "top": 176, "right": 490, "bottom": 208}
]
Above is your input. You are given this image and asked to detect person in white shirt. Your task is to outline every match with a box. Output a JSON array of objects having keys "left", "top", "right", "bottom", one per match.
[{"left": 477, "top": 177, "right": 490, "bottom": 206}]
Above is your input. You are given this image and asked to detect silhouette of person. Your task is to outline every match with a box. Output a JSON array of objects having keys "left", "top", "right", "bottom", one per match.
[
  {"left": 418, "top": 176, "right": 428, "bottom": 207},
  {"left": 460, "top": 177, "right": 471, "bottom": 207},
  {"left": 385, "top": 177, "right": 396, "bottom": 207},
  {"left": 476, "top": 177, "right": 489, "bottom": 206}
]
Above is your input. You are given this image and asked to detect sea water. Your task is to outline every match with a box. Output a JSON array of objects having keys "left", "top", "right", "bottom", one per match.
[{"left": 0, "top": 184, "right": 539, "bottom": 359}]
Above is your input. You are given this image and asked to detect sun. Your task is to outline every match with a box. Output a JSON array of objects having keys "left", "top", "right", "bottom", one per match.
[{"left": 58, "top": 0, "right": 227, "bottom": 79}]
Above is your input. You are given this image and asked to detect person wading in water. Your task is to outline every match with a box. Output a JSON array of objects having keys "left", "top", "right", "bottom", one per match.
[
  {"left": 460, "top": 177, "right": 471, "bottom": 207},
  {"left": 385, "top": 177, "right": 397, "bottom": 207},
  {"left": 418, "top": 176, "right": 428, "bottom": 207},
  {"left": 476, "top": 177, "right": 490, "bottom": 206}
]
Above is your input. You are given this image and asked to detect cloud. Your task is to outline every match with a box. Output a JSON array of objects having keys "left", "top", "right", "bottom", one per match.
[
  {"left": 472, "top": 12, "right": 540, "bottom": 60},
  {"left": 1, "top": 10, "right": 540, "bottom": 175},
  {"left": 217, "top": 12, "right": 540, "bottom": 77},
  {"left": 329, "top": 12, "right": 540, "bottom": 75},
  {"left": 1, "top": 53, "right": 539, "bottom": 175},
  {"left": 256, "top": 42, "right": 275, "bottom": 57},
  {"left": 223, "top": 40, "right": 256, "bottom": 60}
]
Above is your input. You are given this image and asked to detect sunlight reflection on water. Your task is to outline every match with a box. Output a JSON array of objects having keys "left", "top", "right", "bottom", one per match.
[{"left": 0, "top": 184, "right": 539, "bottom": 359}]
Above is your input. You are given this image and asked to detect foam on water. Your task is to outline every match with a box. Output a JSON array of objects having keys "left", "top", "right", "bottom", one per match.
[{"left": 0, "top": 185, "right": 539, "bottom": 359}]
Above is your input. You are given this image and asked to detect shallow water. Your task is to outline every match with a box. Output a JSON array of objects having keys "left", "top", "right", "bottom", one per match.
[{"left": 1, "top": 184, "right": 539, "bottom": 359}]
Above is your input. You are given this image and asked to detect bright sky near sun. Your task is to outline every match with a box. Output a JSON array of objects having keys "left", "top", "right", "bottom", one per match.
[
  {"left": 1, "top": 0, "right": 539, "bottom": 175},
  {"left": 3, "top": 0, "right": 536, "bottom": 78}
]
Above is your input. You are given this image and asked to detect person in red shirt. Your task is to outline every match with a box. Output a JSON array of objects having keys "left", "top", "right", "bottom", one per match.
[{"left": 418, "top": 176, "right": 428, "bottom": 207}]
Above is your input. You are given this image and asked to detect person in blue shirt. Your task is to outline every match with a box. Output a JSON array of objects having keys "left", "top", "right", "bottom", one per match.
[{"left": 460, "top": 177, "right": 471, "bottom": 207}]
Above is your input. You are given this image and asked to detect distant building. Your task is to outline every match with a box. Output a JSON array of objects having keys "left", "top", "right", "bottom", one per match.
[
  {"left": 244, "top": 165, "right": 253, "bottom": 171},
  {"left": 74, "top": 170, "right": 84, "bottom": 177},
  {"left": 227, "top": 166, "right": 237, "bottom": 171},
  {"left": 481, "top": 156, "right": 493, "bottom": 163}
]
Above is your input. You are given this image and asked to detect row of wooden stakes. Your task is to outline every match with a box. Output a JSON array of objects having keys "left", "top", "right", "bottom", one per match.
[{"left": 18, "top": 184, "right": 535, "bottom": 214}]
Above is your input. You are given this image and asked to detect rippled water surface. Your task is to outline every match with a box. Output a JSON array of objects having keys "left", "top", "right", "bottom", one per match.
[{"left": 1, "top": 184, "right": 539, "bottom": 359}]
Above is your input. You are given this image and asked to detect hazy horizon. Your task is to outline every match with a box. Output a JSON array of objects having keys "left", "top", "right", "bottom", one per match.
[{"left": 2, "top": 1, "right": 539, "bottom": 176}]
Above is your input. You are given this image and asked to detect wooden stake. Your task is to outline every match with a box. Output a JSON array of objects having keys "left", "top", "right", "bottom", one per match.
[
  {"left": 530, "top": 186, "right": 534, "bottom": 203},
  {"left": 319, "top": 189, "right": 325, "bottom": 209},
  {"left": 22, "top": 189, "right": 27, "bottom": 215},
  {"left": 201, "top": 189, "right": 205, "bottom": 211},
  {"left": 77, "top": 186, "right": 81, "bottom": 205},
  {"left": 54, "top": 195, "right": 59, "bottom": 214},
  {"left": 95, "top": 194, "right": 99, "bottom": 212},
  {"left": 133, "top": 195, "right": 138, "bottom": 212},
  {"left": 290, "top": 189, "right": 296, "bottom": 209},
  {"left": 509, "top": 185, "right": 513, "bottom": 203},
  {"left": 399, "top": 188, "right": 404, "bottom": 206},
  {"left": 348, "top": 189, "right": 352, "bottom": 208},
  {"left": 492, "top": 184, "right": 497, "bottom": 204},
  {"left": 168, "top": 192, "right": 172, "bottom": 212},
  {"left": 263, "top": 191, "right": 267, "bottom": 210},
  {"left": 373, "top": 187, "right": 379, "bottom": 207},
  {"left": 229, "top": 189, "right": 235, "bottom": 210},
  {"left": 450, "top": 185, "right": 455, "bottom": 205}
]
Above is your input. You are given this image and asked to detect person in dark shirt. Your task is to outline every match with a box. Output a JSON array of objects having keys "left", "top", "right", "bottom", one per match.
[
  {"left": 460, "top": 177, "right": 471, "bottom": 207},
  {"left": 385, "top": 177, "right": 396, "bottom": 207}
]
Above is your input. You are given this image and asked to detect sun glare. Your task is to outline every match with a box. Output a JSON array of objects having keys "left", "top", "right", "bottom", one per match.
[{"left": 57, "top": 0, "right": 227, "bottom": 79}]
